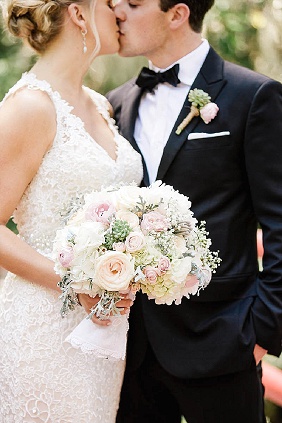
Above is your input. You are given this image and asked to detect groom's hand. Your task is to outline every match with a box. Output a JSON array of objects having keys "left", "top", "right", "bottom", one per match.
[
  {"left": 77, "top": 293, "right": 133, "bottom": 326},
  {"left": 253, "top": 344, "right": 267, "bottom": 365}
]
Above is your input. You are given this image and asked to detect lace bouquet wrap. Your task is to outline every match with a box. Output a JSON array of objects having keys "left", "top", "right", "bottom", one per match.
[{"left": 53, "top": 181, "right": 221, "bottom": 360}]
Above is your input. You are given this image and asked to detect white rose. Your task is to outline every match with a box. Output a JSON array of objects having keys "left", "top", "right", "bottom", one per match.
[
  {"left": 113, "top": 185, "right": 142, "bottom": 210},
  {"left": 71, "top": 278, "right": 99, "bottom": 296},
  {"left": 170, "top": 257, "right": 192, "bottom": 284},
  {"left": 113, "top": 242, "right": 126, "bottom": 252},
  {"left": 115, "top": 210, "right": 140, "bottom": 229},
  {"left": 172, "top": 235, "right": 187, "bottom": 255},
  {"left": 125, "top": 231, "right": 145, "bottom": 253},
  {"left": 94, "top": 251, "right": 135, "bottom": 291},
  {"left": 73, "top": 221, "right": 105, "bottom": 253}
]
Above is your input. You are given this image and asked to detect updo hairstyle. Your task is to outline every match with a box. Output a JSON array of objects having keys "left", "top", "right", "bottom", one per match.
[{"left": 1, "top": 0, "right": 87, "bottom": 53}]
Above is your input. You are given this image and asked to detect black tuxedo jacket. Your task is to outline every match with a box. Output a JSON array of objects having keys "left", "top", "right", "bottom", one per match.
[{"left": 107, "top": 48, "right": 282, "bottom": 378}]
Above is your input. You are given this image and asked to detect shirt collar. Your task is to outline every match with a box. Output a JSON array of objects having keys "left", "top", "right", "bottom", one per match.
[{"left": 149, "top": 39, "right": 210, "bottom": 86}]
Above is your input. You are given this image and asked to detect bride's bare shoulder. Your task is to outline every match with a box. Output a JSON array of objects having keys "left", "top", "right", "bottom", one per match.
[{"left": 0, "top": 86, "right": 57, "bottom": 152}]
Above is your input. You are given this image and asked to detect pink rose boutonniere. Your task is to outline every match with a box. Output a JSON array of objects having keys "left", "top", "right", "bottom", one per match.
[{"left": 176, "top": 88, "right": 219, "bottom": 135}]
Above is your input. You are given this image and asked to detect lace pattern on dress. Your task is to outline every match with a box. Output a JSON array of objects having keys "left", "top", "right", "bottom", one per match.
[{"left": 0, "top": 72, "right": 143, "bottom": 422}]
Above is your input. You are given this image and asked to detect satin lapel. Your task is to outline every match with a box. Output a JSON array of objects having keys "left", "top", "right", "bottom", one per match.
[
  {"left": 157, "top": 48, "right": 227, "bottom": 182},
  {"left": 119, "top": 83, "right": 142, "bottom": 148},
  {"left": 119, "top": 82, "right": 150, "bottom": 186}
]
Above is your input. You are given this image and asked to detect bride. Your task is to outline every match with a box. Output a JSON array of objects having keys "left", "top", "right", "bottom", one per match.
[{"left": 0, "top": 0, "right": 143, "bottom": 421}]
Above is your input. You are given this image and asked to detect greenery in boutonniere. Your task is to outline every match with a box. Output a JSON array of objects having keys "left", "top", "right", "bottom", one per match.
[{"left": 176, "top": 89, "right": 219, "bottom": 135}]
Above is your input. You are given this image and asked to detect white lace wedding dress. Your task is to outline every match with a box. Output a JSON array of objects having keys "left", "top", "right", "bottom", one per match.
[{"left": 0, "top": 73, "right": 143, "bottom": 423}]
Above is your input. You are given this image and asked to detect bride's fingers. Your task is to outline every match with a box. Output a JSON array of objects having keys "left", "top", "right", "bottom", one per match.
[
  {"left": 116, "top": 298, "right": 133, "bottom": 308},
  {"left": 119, "top": 307, "right": 131, "bottom": 316},
  {"left": 91, "top": 315, "right": 111, "bottom": 326},
  {"left": 78, "top": 293, "right": 99, "bottom": 312},
  {"left": 78, "top": 293, "right": 133, "bottom": 324}
]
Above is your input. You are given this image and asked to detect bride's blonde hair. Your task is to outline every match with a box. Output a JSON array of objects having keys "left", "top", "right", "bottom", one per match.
[{"left": 1, "top": 0, "right": 100, "bottom": 55}]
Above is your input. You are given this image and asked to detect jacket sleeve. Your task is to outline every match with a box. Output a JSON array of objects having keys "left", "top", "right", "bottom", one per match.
[{"left": 245, "top": 79, "right": 282, "bottom": 355}]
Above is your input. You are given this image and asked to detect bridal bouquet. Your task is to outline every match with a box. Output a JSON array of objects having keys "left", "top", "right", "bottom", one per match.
[{"left": 53, "top": 181, "right": 221, "bottom": 359}]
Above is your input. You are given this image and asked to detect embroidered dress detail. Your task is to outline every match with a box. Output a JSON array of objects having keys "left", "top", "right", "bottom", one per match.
[{"left": 0, "top": 73, "right": 143, "bottom": 423}]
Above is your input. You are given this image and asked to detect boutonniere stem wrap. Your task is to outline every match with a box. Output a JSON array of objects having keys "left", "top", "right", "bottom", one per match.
[{"left": 176, "top": 89, "right": 219, "bottom": 135}]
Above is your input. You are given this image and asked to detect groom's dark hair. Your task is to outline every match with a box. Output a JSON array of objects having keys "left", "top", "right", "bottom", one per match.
[{"left": 159, "top": 0, "right": 215, "bottom": 32}]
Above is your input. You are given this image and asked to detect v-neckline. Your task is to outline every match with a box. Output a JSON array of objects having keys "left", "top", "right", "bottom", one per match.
[{"left": 25, "top": 72, "right": 119, "bottom": 163}]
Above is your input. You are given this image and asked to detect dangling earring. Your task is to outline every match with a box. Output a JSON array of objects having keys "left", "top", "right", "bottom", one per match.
[{"left": 81, "top": 29, "right": 87, "bottom": 54}]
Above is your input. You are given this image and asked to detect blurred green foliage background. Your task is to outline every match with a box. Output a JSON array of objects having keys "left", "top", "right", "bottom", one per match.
[
  {"left": 1, "top": 1, "right": 282, "bottom": 421},
  {"left": 1, "top": 0, "right": 281, "bottom": 100}
]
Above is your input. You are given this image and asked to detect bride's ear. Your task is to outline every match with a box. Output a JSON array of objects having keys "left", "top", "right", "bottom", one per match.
[{"left": 67, "top": 3, "right": 87, "bottom": 33}]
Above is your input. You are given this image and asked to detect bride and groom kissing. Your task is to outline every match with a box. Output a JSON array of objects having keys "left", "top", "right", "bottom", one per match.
[{"left": 0, "top": 0, "right": 281, "bottom": 422}]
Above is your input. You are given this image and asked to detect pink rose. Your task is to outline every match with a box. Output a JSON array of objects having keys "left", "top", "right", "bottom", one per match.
[
  {"left": 144, "top": 266, "right": 159, "bottom": 284},
  {"left": 141, "top": 211, "right": 170, "bottom": 233},
  {"left": 157, "top": 256, "right": 170, "bottom": 274},
  {"left": 125, "top": 231, "right": 145, "bottom": 253},
  {"left": 85, "top": 201, "right": 115, "bottom": 226},
  {"left": 58, "top": 246, "right": 74, "bottom": 268},
  {"left": 200, "top": 102, "right": 219, "bottom": 124}
]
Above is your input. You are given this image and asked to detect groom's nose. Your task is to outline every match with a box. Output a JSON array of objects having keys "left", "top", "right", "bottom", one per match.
[{"left": 114, "top": 0, "right": 126, "bottom": 20}]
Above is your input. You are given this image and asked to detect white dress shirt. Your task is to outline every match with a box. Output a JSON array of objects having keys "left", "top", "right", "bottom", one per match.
[{"left": 134, "top": 39, "right": 210, "bottom": 184}]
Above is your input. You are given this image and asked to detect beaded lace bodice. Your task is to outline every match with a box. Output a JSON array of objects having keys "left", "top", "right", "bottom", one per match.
[
  {"left": 6, "top": 73, "right": 143, "bottom": 256},
  {"left": 0, "top": 73, "right": 143, "bottom": 423}
]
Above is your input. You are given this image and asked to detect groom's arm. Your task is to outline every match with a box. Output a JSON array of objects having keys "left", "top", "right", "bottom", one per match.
[{"left": 245, "top": 78, "right": 282, "bottom": 356}]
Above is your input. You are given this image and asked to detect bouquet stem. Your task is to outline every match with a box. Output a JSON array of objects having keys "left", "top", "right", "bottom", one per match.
[{"left": 87, "top": 291, "right": 123, "bottom": 320}]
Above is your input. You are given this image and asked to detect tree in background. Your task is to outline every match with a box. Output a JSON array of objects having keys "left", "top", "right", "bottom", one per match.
[
  {"left": 0, "top": 26, "right": 34, "bottom": 99},
  {"left": 1, "top": 0, "right": 281, "bottom": 99},
  {"left": 256, "top": 0, "right": 282, "bottom": 82},
  {"left": 205, "top": 0, "right": 282, "bottom": 83}
]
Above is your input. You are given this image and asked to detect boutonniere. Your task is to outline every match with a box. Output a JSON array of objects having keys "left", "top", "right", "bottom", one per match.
[{"left": 176, "top": 89, "right": 219, "bottom": 135}]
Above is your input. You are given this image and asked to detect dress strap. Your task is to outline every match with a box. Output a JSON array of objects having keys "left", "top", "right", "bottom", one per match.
[{"left": 1, "top": 72, "right": 73, "bottom": 118}]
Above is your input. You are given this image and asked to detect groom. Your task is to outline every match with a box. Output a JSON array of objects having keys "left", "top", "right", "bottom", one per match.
[{"left": 107, "top": 1, "right": 282, "bottom": 422}]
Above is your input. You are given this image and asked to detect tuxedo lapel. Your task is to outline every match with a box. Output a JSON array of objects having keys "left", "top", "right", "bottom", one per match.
[
  {"left": 119, "top": 83, "right": 141, "bottom": 145},
  {"left": 157, "top": 48, "right": 227, "bottom": 182},
  {"left": 119, "top": 83, "right": 150, "bottom": 186}
]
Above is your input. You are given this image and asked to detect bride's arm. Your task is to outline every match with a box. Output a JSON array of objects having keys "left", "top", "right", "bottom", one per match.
[{"left": 0, "top": 88, "right": 59, "bottom": 290}]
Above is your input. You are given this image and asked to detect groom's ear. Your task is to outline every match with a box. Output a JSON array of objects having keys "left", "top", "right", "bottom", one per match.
[
  {"left": 67, "top": 3, "right": 87, "bottom": 32},
  {"left": 169, "top": 3, "right": 190, "bottom": 30}
]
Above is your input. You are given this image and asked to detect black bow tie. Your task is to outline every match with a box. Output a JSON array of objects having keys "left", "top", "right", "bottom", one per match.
[{"left": 136, "top": 64, "right": 180, "bottom": 92}]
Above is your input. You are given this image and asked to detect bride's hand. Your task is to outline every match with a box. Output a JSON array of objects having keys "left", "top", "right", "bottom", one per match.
[{"left": 77, "top": 293, "right": 133, "bottom": 326}]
